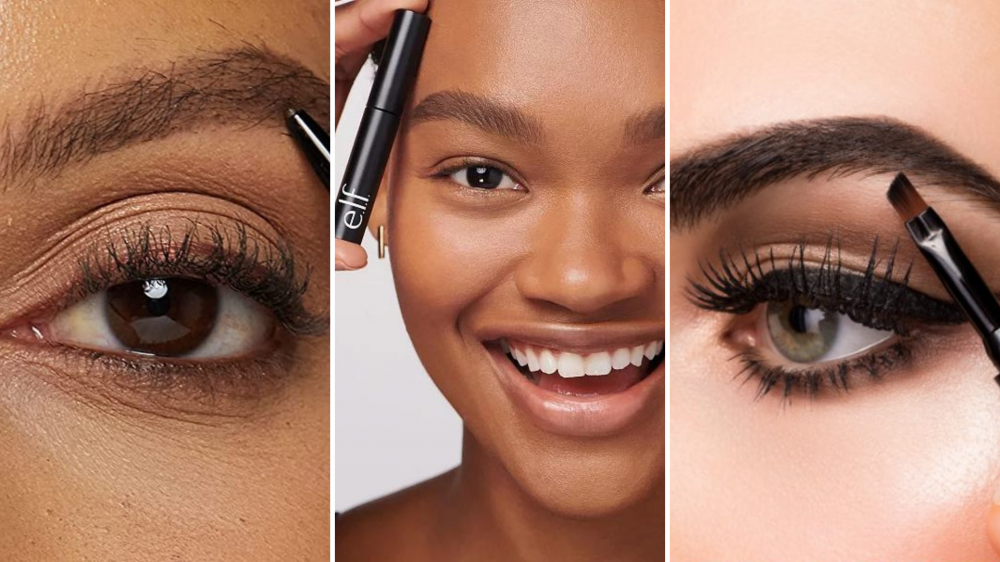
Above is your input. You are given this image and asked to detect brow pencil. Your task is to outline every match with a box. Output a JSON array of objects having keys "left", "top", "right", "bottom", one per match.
[
  {"left": 335, "top": 9, "right": 431, "bottom": 244},
  {"left": 286, "top": 108, "right": 331, "bottom": 190},
  {"left": 887, "top": 172, "right": 1000, "bottom": 385}
]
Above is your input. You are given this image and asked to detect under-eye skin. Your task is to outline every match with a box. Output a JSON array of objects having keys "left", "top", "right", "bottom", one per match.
[
  {"left": 2, "top": 222, "right": 328, "bottom": 404},
  {"left": 686, "top": 236, "right": 967, "bottom": 402}
]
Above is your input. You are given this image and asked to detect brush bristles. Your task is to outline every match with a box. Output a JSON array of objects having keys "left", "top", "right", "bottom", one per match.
[{"left": 886, "top": 172, "right": 928, "bottom": 221}]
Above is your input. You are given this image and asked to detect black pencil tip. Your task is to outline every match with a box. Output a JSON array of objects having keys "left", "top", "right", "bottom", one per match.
[{"left": 285, "top": 108, "right": 298, "bottom": 120}]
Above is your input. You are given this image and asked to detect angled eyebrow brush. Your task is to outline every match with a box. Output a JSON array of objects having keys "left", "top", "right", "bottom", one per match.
[{"left": 887, "top": 172, "right": 1000, "bottom": 385}]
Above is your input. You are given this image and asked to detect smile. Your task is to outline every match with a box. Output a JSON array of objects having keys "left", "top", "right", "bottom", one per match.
[
  {"left": 500, "top": 338, "right": 664, "bottom": 395},
  {"left": 481, "top": 327, "right": 665, "bottom": 438}
]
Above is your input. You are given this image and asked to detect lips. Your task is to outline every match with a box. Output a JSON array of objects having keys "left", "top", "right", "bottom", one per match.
[{"left": 478, "top": 325, "right": 665, "bottom": 437}]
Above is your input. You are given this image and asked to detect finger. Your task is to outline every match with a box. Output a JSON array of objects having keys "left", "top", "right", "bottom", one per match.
[
  {"left": 336, "top": 239, "right": 369, "bottom": 271},
  {"left": 334, "top": 0, "right": 428, "bottom": 61}
]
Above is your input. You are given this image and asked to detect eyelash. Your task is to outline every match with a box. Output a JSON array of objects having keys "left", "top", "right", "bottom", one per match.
[
  {"left": 687, "top": 237, "right": 965, "bottom": 402},
  {"left": 75, "top": 222, "right": 326, "bottom": 337},
  {"left": 430, "top": 158, "right": 667, "bottom": 194},
  {"left": 5, "top": 222, "right": 327, "bottom": 403}
]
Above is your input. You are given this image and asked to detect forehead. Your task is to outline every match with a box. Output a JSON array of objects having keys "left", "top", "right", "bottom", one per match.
[
  {"left": 671, "top": 0, "right": 1000, "bottom": 170},
  {"left": 413, "top": 0, "right": 664, "bottom": 124},
  {"left": 0, "top": 0, "right": 328, "bottom": 104}
]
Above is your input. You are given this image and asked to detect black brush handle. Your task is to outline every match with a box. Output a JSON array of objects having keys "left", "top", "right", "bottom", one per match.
[{"left": 907, "top": 207, "right": 1000, "bottom": 376}]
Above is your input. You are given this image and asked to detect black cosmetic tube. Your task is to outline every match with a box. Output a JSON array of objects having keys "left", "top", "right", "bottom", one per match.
[{"left": 335, "top": 9, "right": 430, "bottom": 244}]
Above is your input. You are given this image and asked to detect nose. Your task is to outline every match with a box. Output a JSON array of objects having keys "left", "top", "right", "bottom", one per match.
[{"left": 514, "top": 216, "right": 656, "bottom": 315}]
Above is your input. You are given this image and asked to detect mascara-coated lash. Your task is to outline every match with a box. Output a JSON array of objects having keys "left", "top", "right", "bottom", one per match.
[
  {"left": 687, "top": 237, "right": 965, "bottom": 331},
  {"left": 687, "top": 236, "right": 966, "bottom": 402}
]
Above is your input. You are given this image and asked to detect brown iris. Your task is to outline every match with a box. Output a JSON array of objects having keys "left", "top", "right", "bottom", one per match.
[{"left": 105, "top": 278, "right": 219, "bottom": 356}]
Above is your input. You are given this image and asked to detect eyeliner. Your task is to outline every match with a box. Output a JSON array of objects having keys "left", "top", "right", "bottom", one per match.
[
  {"left": 285, "top": 108, "right": 331, "bottom": 190},
  {"left": 887, "top": 172, "right": 1000, "bottom": 385},
  {"left": 334, "top": 9, "right": 431, "bottom": 244}
]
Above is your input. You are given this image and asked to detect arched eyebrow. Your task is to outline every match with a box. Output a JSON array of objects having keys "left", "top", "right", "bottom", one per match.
[
  {"left": 0, "top": 45, "right": 330, "bottom": 191},
  {"left": 411, "top": 90, "right": 665, "bottom": 149},
  {"left": 410, "top": 90, "right": 544, "bottom": 144},
  {"left": 669, "top": 116, "right": 1000, "bottom": 230}
]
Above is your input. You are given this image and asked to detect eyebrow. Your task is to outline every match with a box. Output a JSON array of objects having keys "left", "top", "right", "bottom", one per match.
[
  {"left": 0, "top": 46, "right": 330, "bottom": 191},
  {"left": 669, "top": 116, "right": 1000, "bottom": 230},
  {"left": 410, "top": 90, "right": 544, "bottom": 144},
  {"left": 624, "top": 105, "right": 665, "bottom": 146},
  {"left": 411, "top": 90, "right": 666, "bottom": 150}
]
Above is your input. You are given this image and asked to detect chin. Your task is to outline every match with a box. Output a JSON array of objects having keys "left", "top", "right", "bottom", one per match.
[{"left": 474, "top": 417, "right": 666, "bottom": 518}]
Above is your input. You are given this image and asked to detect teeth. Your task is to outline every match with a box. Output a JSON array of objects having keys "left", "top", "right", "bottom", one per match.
[
  {"left": 611, "top": 348, "right": 631, "bottom": 370},
  {"left": 504, "top": 339, "right": 663, "bottom": 379},
  {"left": 644, "top": 341, "right": 659, "bottom": 360},
  {"left": 557, "top": 352, "right": 586, "bottom": 378},
  {"left": 630, "top": 345, "right": 644, "bottom": 367},
  {"left": 538, "top": 349, "right": 558, "bottom": 374},
  {"left": 513, "top": 347, "right": 528, "bottom": 367},
  {"left": 525, "top": 347, "right": 540, "bottom": 372},
  {"left": 584, "top": 352, "right": 612, "bottom": 376}
]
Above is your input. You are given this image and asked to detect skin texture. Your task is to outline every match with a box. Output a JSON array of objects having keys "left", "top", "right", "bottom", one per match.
[
  {"left": 672, "top": 1, "right": 1000, "bottom": 560},
  {"left": 0, "top": 1, "right": 330, "bottom": 560},
  {"left": 335, "top": 0, "right": 665, "bottom": 560}
]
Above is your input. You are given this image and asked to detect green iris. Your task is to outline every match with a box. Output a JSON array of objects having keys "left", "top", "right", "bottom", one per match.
[{"left": 766, "top": 301, "right": 839, "bottom": 363}]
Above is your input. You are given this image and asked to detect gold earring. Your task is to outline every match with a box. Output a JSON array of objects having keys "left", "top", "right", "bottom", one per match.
[{"left": 378, "top": 225, "right": 388, "bottom": 259}]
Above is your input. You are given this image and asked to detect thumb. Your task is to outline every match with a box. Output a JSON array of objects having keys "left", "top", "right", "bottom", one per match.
[
  {"left": 334, "top": 0, "right": 428, "bottom": 63},
  {"left": 336, "top": 239, "right": 369, "bottom": 271}
]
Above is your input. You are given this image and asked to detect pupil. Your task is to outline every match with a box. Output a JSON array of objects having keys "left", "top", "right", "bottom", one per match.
[
  {"left": 105, "top": 278, "right": 219, "bottom": 357},
  {"left": 466, "top": 166, "right": 503, "bottom": 188}
]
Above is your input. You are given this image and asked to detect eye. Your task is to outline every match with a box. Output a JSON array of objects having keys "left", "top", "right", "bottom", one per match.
[
  {"left": 762, "top": 300, "right": 894, "bottom": 364},
  {"left": 645, "top": 176, "right": 665, "bottom": 194},
  {"left": 686, "top": 239, "right": 967, "bottom": 401},
  {"left": 448, "top": 165, "right": 519, "bottom": 190},
  {"left": 41, "top": 277, "right": 275, "bottom": 359}
]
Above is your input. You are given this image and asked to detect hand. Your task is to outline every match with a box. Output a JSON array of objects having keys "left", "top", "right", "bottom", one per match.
[
  {"left": 334, "top": 0, "right": 427, "bottom": 271},
  {"left": 335, "top": 0, "right": 428, "bottom": 124},
  {"left": 336, "top": 238, "right": 369, "bottom": 271}
]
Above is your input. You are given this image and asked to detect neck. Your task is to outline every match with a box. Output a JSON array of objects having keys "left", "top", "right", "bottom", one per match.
[{"left": 431, "top": 428, "right": 664, "bottom": 562}]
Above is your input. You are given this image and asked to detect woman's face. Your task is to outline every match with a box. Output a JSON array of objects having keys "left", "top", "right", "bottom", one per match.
[
  {"left": 673, "top": 1, "right": 1000, "bottom": 559},
  {"left": 0, "top": 1, "right": 329, "bottom": 559},
  {"left": 382, "top": 0, "right": 665, "bottom": 516}
]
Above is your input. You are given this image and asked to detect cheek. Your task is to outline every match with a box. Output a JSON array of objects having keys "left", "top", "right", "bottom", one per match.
[
  {"left": 389, "top": 182, "right": 526, "bottom": 322},
  {"left": 673, "top": 318, "right": 1000, "bottom": 560}
]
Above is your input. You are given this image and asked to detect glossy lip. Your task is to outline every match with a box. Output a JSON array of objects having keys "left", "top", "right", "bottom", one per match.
[{"left": 478, "top": 323, "right": 665, "bottom": 438}]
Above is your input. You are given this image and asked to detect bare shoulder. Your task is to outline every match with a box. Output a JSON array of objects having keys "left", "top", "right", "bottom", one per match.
[{"left": 335, "top": 468, "right": 457, "bottom": 562}]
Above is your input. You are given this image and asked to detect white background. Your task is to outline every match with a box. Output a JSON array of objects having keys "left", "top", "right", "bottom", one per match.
[{"left": 333, "top": 60, "right": 463, "bottom": 513}]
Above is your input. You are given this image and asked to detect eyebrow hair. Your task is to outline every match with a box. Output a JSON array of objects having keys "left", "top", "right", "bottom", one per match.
[
  {"left": 411, "top": 90, "right": 666, "bottom": 150},
  {"left": 0, "top": 46, "right": 330, "bottom": 191},
  {"left": 410, "top": 90, "right": 544, "bottom": 143},
  {"left": 669, "top": 116, "right": 1000, "bottom": 230},
  {"left": 624, "top": 105, "right": 665, "bottom": 145}
]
